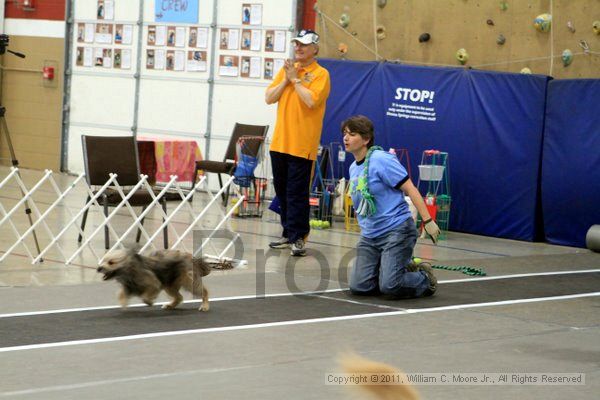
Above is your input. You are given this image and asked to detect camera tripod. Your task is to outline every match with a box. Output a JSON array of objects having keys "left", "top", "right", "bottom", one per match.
[
  {"left": 0, "top": 106, "right": 43, "bottom": 259},
  {"left": 0, "top": 33, "right": 43, "bottom": 259},
  {"left": 0, "top": 106, "right": 44, "bottom": 258}
]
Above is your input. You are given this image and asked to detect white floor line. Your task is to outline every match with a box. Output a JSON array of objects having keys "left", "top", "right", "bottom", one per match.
[
  {"left": 1, "top": 268, "right": 598, "bottom": 319},
  {"left": 440, "top": 268, "right": 600, "bottom": 284},
  {"left": 0, "top": 288, "right": 347, "bottom": 319},
  {"left": 310, "top": 294, "right": 405, "bottom": 311},
  {"left": 1, "top": 291, "right": 598, "bottom": 354},
  {"left": 0, "top": 365, "right": 257, "bottom": 397}
]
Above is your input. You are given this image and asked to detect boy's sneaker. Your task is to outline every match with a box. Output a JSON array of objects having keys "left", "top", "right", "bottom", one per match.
[
  {"left": 406, "top": 259, "right": 419, "bottom": 272},
  {"left": 269, "top": 237, "right": 291, "bottom": 249},
  {"left": 407, "top": 260, "right": 437, "bottom": 296},
  {"left": 290, "top": 239, "right": 307, "bottom": 257},
  {"left": 416, "top": 262, "right": 437, "bottom": 296}
]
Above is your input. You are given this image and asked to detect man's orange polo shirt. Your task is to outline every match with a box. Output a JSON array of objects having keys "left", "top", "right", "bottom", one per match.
[{"left": 268, "top": 60, "right": 330, "bottom": 161}]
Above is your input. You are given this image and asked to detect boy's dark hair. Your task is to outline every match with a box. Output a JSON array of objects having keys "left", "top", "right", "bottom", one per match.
[{"left": 340, "top": 115, "right": 375, "bottom": 148}]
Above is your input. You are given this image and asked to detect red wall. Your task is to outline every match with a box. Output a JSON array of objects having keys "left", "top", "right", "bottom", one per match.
[
  {"left": 302, "top": 0, "right": 316, "bottom": 30},
  {"left": 5, "top": 0, "right": 65, "bottom": 21}
]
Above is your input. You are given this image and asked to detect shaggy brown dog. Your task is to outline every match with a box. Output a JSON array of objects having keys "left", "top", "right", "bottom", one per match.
[
  {"left": 97, "top": 249, "right": 211, "bottom": 311},
  {"left": 339, "top": 354, "right": 421, "bottom": 400}
]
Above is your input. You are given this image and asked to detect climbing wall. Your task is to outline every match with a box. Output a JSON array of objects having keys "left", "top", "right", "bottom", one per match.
[{"left": 315, "top": 0, "right": 599, "bottom": 78}]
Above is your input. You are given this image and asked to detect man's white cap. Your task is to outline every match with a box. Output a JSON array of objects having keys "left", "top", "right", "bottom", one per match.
[{"left": 291, "top": 29, "right": 320, "bottom": 45}]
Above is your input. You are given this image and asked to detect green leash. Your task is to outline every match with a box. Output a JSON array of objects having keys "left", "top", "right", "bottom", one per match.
[{"left": 431, "top": 264, "right": 487, "bottom": 276}]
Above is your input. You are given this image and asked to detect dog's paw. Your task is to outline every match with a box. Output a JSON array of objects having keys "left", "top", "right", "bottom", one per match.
[
  {"left": 162, "top": 303, "right": 176, "bottom": 310},
  {"left": 199, "top": 303, "right": 210, "bottom": 312},
  {"left": 144, "top": 300, "right": 154, "bottom": 307}
]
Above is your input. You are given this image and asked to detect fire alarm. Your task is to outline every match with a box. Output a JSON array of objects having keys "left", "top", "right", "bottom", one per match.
[
  {"left": 42, "top": 66, "right": 54, "bottom": 80},
  {"left": 23, "top": 0, "right": 35, "bottom": 11}
]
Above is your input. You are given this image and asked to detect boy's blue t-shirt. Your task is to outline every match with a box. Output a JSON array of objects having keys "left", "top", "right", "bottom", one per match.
[{"left": 349, "top": 150, "right": 412, "bottom": 238}]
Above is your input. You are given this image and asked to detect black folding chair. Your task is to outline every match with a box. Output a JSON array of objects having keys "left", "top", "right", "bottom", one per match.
[
  {"left": 78, "top": 135, "right": 168, "bottom": 249},
  {"left": 194, "top": 123, "right": 269, "bottom": 206}
]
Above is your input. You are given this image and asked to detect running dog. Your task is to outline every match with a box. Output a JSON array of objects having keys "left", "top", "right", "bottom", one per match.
[
  {"left": 97, "top": 249, "right": 211, "bottom": 311},
  {"left": 340, "top": 353, "right": 421, "bottom": 400}
]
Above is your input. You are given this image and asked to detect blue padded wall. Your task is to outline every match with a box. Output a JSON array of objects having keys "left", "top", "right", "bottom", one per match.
[
  {"left": 319, "top": 59, "right": 549, "bottom": 241},
  {"left": 541, "top": 79, "right": 600, "bottom": 248}
]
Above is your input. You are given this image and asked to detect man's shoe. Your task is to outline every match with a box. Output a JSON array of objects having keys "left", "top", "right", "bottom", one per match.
[
  {"left": 406, "top": 259, "right": 419, "bottom": 272},
  {"left": 290, "top": 239, "right": 307, "bottom": 257},
  {"left": 416, "top": 262, "right": 437, "bottom": 295},
  {"left": 269, "top": 237, "right": 291, "bottom": 249}
]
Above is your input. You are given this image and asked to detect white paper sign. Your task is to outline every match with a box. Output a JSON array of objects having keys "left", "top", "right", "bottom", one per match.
[
  {"left": 228, "top": 29, "right": 239, "bottom": 50},
  {"left": 251, "top": 30, "right": 262, "bottom": 51},
  {"left": 122, "top": 25, "right": 133, "bottom": 45},
  {"left": 250, "top": 56, "right": 261, "bottom": 78},
  {"left": 250, "top": 4, "right": 262, "bottom": 25},
  {"left": 175, "top": 27, "right": 186, "bottom": 47},
  {"left": 197, "top": 27, "right": 208, "bottom": 48},
  {"left": 155, "top": 49, "right": 166, "bottom": 70},
  {"left": 156, "top": 26, "right": 167, "bottom": 46},
  {"left": 84, "top": 23, "right": 95, "bottom": 43},
  {"left": 274, "top": 31, "right": 286, "bottom": 52},
  {"left": 83, "top": 47, "right": 93, "bottom": 67},
  {"left": 121, "top": 49, "right": 132, "bottom": 69},
  {"left": 103, "top": 0, "right": 114, "bottom": 20},
  {"left": 174, "top": 50, "right": 185, "bottom": 71}
]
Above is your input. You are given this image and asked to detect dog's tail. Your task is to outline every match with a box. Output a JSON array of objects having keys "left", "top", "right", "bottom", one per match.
[{"left": 339, "top": 353, "right": 421, "bottom": 400}]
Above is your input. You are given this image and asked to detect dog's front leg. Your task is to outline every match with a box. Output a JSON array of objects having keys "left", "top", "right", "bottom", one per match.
[
  {"left": 162, "top": 286, "right": 183, "bottom": 309},
  {"left": 118, "top": 289, "right": 129, "bottom": 309},
  {"left": 199, "top": 286, "right": 209, "bottom": 312},
  {"left": 141, "top": 286, "right": 161, "bottom": 307}
]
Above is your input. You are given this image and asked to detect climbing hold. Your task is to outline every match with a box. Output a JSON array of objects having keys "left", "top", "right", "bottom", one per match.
[
  {"left": 497, "top": 34, "right": 506, "bottom": 45},
  {"left": 534, "top": 13, "right": 552, "bottom": 32},
  {"left": 376, "top": 25, "right": 386, "bottom": 40},
  {"left": 338, "top": 42, "right": 348, "bottom": 55},
  {"left": 579, "top": 40, "right": 590, "bottom": 54},
  {"left": 567, "top": 21, "right": 576, "bottom": 33},
  {"left": 499, "top": 1, "right": 508, "bottom": 11},
  {"left": 487, "top": 19, "right": 495, "bottom": 26},
  {"left": 455, "top": 48, "right": 469, "bottom": 65},
  {"left": 377, "top": 0, "right": 387, "bottom": 8},
  {"left": 520, "top": 67, "right": 532, "bottom": 74},
  {"left": 593, "top": 20, "right": 600, "bottom": 35},
  {"left": 339, "top": 13, "right": 350, "bottom": 28},
  {"left": 561, "top": 49, "right": 573, "bottom": 67},
  {"left": 418, "top": 33, "right": 431, "bottom": 43}
]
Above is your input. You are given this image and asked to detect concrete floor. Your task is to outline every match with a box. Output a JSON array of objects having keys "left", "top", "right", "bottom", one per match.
[{"left": 0, "top": 166, "right": 599, "bottom": 399}]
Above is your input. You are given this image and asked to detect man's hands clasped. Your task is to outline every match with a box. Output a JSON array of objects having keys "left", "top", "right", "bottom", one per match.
[{"left": 284, "top": 59, "right": 298, "bottom": 82}]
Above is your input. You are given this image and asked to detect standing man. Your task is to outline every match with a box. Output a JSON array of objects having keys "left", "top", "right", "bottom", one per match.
[{"left": 265, "top": 30, "right": 331, "bottom": 256}]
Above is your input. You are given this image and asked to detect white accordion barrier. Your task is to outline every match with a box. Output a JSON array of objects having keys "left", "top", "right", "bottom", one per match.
[{"left": 0, "top": 167, "right": 246, "bottom": 266}]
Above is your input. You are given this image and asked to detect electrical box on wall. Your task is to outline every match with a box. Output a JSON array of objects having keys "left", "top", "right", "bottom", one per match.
[
  {"left": 42, "top": 60, "right": 58, "bottom": 88},
  {"left": 23, "top": 0, "right": 36, "bottom": 12}
]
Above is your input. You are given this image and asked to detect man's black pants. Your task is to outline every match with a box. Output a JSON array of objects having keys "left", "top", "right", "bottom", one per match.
[{"left": 270, "top": 151, "right": 313, "bottom": 243}]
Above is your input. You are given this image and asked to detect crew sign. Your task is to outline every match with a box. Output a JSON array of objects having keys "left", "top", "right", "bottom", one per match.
[{"left": 155, "top": 0, "right": 199, "bottom": 24}]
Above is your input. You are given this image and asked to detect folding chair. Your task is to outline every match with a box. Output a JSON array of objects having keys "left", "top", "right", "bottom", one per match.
[
  {"left": 194, "top": 123, "right": 269, "bottom": 206},
  {"left": 78, "top": 135, "right": 168, "bottom": 249}
]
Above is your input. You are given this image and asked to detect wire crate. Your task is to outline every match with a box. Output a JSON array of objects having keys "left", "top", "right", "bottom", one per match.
[
  {"left": 343, "top": 192, "right": 360, "bottom": 232},
  {"left": 229, "top": 177, "right": 267, "bottom": 218},
  {"left": 310, "top": 188, "right": 334, "bottom": 228}
]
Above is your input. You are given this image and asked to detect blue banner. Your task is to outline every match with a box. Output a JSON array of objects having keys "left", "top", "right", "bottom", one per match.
[
  {"left": 319, "top": 59, "right": 549, "bottom": 241},
  {"left": 542, "top": 79, "right": 600, "bottom": 247},
  {"left": 155, "top": 0, "right": 199, "bottom": 23}
]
